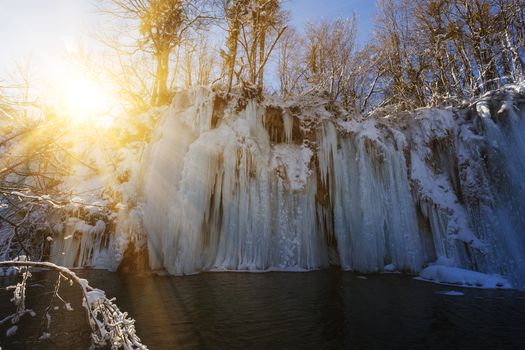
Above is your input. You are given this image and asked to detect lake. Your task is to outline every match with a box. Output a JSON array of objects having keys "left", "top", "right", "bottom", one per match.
[{"left": 1, "top": 269, "right": 524, "bottom": 349}]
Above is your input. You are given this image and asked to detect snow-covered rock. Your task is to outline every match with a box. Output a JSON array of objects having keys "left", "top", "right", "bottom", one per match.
[{"left": 418, "top": 265, "right": 512, "bottom": 289}]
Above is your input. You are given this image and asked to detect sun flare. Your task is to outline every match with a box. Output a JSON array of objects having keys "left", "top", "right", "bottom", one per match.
[
  {"left": 64, "top": 78, "right": 112, "bottom": 123},
  {"left": 42, "top": 60, "right": 118, "bottom": 125}
]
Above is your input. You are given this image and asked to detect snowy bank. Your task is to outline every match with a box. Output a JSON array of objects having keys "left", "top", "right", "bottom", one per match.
[{"left": 417, "top": 265, "right": 512, "bottom": 289}]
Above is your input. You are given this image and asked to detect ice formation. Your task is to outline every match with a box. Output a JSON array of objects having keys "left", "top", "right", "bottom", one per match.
[
  {"left": 418, "top": 265, "right": 511, "bottom": 289},
  {"left": 47, "top": 123, "right": 150, "bottom": 271},
  {"left": 50, "top": 85, "right": 525, "bottom": 289}
]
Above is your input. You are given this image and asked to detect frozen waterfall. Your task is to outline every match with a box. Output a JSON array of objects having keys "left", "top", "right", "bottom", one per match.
[
  {"left": 46, "top": 85, "right": 525, "bottom": 289},
  {"left": 134, "top": 86, "right": 525, "bottom": 288}
]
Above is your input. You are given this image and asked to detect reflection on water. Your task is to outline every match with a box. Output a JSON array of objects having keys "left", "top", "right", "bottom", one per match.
[{"left": 1, "top": 269, "right": 525, "bottom": 349}]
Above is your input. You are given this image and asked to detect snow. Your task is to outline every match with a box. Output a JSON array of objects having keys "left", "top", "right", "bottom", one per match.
[
  {"left": 476, "top": 101, "right": 492, "bottom": 119},
  {"left": 39, "top": 332, "right": 51, "bottom": 340},
  {"left": 410, "top": 150, "right": 484, "bottom": 250},
  {"left": 49, "top": 217, "right": 110, "bottom": 268},
  {"left": 338, "top": 118, "right": 381, "bottom": 141},
  {"left": 6, "top": 325, "right": 17, "bottom": 337},
  {"left": 271, "top": 144, "right": 312, "bottom": 191},
  {"left": 431, "top": 256, "right": 456, "bottom": 267},
  {"left": 122, "top": 87, "right": 525, "bottom": 288},
  {"left": 141, "top": 91, "right": 325, "bottom": 274},
  {"left": 435, "top": 290, "right": 465, "bottom": 296},
  {"left": 42, "top": 86, "right": 525, "bottom": 290},
  {"left": 85, "top": 288, "right": 107, "bottom": 306},
  {"left": 0, "top": 261, "right": 147, "bottom": 349},
  {"left": 417, "top": 265, "right": 512, "bottom": 289},
  {"left": 383, "top": 263, "right": 397, "bottom": 272}
]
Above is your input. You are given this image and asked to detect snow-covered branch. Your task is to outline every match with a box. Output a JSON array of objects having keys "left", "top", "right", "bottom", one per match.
[{"left": 0, "top": 261, "right": 147, "bottom": 349}]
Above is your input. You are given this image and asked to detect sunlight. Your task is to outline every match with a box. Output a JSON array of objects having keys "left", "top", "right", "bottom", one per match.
[
  {"left": 41, "top": 56, "right": 118, "bottom": 126},
  {"left": 2, "top": 1, "right": 525, "bottom": 348},
  {"left": 64, "top": 77, "right": 112, "bottom": 123}
]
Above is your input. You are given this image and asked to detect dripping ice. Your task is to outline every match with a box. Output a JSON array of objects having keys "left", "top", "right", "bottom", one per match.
[{"left": 50, "top": 85, "right": 525, "bottom": 289}]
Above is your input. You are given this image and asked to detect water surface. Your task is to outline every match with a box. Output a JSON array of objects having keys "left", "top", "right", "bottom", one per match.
[{"left": 1, "top": 269, "right": 524, "bottom": 349}]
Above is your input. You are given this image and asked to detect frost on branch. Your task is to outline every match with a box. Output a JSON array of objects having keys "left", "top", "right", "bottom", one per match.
[
  {"left": 0, "top": 259, "right": 35, "bottom": 338},
  {"left": 0, "top": 260, "right": 147, "bottom": 349}
]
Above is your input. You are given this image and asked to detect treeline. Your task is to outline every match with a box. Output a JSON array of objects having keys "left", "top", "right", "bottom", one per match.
[
  {"left": 100, "top": 0, "right": 525, "bottom": 112},
  {"left": 277, "top": 0, "right": 525, "bottom": 111},
  {"left": 374, "top": 0, "right": 525, "bottom": 109}
]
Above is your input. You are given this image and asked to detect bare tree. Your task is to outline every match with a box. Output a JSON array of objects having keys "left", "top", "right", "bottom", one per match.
[
  {"left": 103, "top": 0, "right": 219, "bottom": 105},
  {"left": 222, "top": 0, "right": 248, "bottom": 93},
  {"left": 370, "top": 0, "right": 525, "bottom": 109},
  {"left": 222, "top": 0, "right": 287, "bottom": 93},
  {"left": 277, "top": 27, "right": 307, "bottom": 97},
  {"left": 180, "top": 35, "right": 218, "bottom": 87}
]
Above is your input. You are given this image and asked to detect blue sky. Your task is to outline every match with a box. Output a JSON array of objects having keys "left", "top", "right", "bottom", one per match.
[
  {"left": 0, "top": 0, "right": 376, "bottom": 89},
  {"left": 285, "top": 0, "right": 376, "bottom": 46}
]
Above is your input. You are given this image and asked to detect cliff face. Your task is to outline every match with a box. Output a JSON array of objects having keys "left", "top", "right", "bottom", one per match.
[
  {"left": 46, "top": 85, "right": 525, "bottom": 288},
  {"left": 113, "top": 85, "right": 521, "bottom": 287}
]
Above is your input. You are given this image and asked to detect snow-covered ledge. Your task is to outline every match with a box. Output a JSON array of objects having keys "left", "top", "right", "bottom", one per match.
[{"left": 416, "top": 264, "right": 512, "bottom": 289}]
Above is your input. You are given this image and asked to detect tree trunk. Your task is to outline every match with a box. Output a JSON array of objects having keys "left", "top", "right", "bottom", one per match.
[
  {"left": 227, "top": 25, "right": 239, "bottom": 93},
  {"left": 249, "top": 22, "right": 258, "bottom": 83},
  {"left": 152, "top": 49, "right": 170, "bottom": 106},
  {"left": 257, "top": 30, "right": 266, "bottom": 92}
]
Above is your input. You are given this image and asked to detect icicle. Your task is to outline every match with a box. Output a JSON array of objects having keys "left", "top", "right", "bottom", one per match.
[
  {"left": 129, "top": 87, "right": 525, "bottom": 288},
  {"left": 282, "top": 112, "right": 293, "bottom": 144}
]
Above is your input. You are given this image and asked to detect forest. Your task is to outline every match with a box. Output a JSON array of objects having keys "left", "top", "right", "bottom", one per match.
[{"left": 1, "top": 1, "right": 525, "bottom": 349}]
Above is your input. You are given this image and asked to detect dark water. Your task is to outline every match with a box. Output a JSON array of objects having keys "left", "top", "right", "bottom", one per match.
[{"left": 1, "top": 269, "right": 525, "bottom": 349}]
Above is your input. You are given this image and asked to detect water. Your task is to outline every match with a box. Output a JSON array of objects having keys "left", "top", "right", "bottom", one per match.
[{"left": 1, "top": 269, "right": 525, "bottom": 349}]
